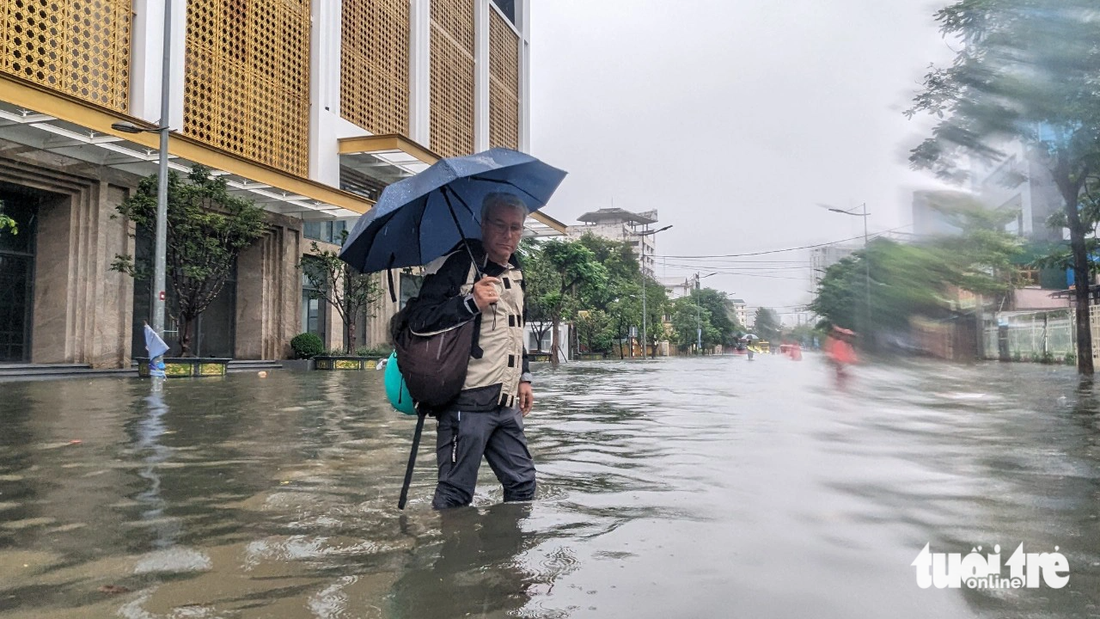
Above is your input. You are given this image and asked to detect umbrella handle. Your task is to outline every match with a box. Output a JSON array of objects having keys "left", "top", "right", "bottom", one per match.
[
  {"left": 398, "top": 411, "right": 426, "bottom": 510},
  {"left": 386, "top": 254, "right": 398, "bottom": 303},
  {"left": 442, "top": 187, "right": 483, "bottom": 279}
]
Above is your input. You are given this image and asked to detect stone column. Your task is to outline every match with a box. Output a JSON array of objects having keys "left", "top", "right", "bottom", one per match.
[
  {"left": 234, "top": 214, "right": 301, "bottom": 360},
  {"left": 28, "top": 176, "right": 133, "bottom": 367}
]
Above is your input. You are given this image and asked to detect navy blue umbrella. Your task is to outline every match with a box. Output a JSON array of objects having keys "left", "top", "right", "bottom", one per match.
[{"left": 338, "top": 147, "right": 567, "bottom": 273}]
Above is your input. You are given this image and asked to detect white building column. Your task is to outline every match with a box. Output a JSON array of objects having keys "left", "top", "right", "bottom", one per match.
[
  {"left": 474, "top": 0, "right": 490, "bottom": 152},
  {"left": 518, "top": 0, "right": 531, "bottom": 151},
  {"left": 409, "top": 0, "right": 432, "bottom": 147},
  {"left": 129, "top": 0, "right": 186, "bottom": 129},
  {"left": 309, "top": 0, "right": 344, "bottom": 184}
]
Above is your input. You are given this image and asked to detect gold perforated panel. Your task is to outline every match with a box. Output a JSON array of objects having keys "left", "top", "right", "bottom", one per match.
[
  {"left": 0, "top": 0, "right": 132, "bottom": 111},
  {"left": 183, "top": 0, "right": 311, "bottom": 176},
  {"left": 430, "top": 0, "right": 474, "bottom": 158},
  {"left": 488, "top": 9, "right": 518, "bottom": 150},
  {"left": 341, "top": 0, "right": 409, "bottom": 136}
]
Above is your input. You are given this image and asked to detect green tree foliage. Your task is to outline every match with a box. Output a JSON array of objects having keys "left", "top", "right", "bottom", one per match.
[
  {"left": 0, "top": 199, "right": 16, "bottom": 235},
  {"left": 640, "top": 279, "right": 671, "bottom": 351},
  {"left": 539, "top": 239, "right": 608, "bottom": 364},
  {"left": 517, "top": 238, "right": 556, "bottom": 351},
  {"left": 752, "top": 308, "right": 782, "bottom": 343},
  {"left": 300, "top": 234, "right": 381, "bottom": 354},
  {"left": 691, "top": 288, "right": 739, "bottom": 347},
  {"left": 112, "top": 166, "right": 267, "bottom": 356},
  {"left": 810, "top": 230, "right": 1022, "bottom": 344},
  {"left": 575, "top": 233, "right": 655, "bottom": 354},
  {"left": 906, "top": 0, "right": 1100, "bottom": 373},
  {"left": 670, "top": 295, "right": 720, "bottom": 353},
  {"left": 576, "top": 309, "right": 614, "bottom": 354},
  {"left": 522, "top": 233, "right": 671, "bottom": 358}
]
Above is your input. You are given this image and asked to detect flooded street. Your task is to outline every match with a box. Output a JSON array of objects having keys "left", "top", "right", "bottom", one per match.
[{"left": 2, "top": 355, "right": 1099, "bottom": 618}]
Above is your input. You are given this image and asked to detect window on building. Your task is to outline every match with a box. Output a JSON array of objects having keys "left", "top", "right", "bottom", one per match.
[
  {"left": 303, "top": 220, "right": 349, "bottom": 245},
  {"left": 301, "top": 256, "right": 326, "bottom": 341},
  {"left": 1016, "top": 267, "right": 1041, "bottom": 288},
  {"left": 491, "top": 0, "right": 516, "bottom": 25},
  {"left": 0, "top": 195, "right": 37, "bottom": 362},
  {"left": 529, "top": 329, "right": 552, "bottom": 352}
]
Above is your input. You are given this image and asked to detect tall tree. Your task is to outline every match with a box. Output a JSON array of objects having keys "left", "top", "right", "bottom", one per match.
[
  {"left": 575, "top": 309, "right": 614, "bottom": 354},
  {"left": 692, "top": 288, "right": 739, "bottom": 347},
  {"left": 670, "top": 296, "right": 719, "bottom": 353},
  {"left": 539, "top": 239, "right": 608, "bottom": 365},
  {"left": 112, "top": 166, "right": 267, "bottom": 356},
  {"left": 810, "top": 233, "right": 1022, "bottom": 344},
  {"left": 517, "top": 239, "right": 555, "bottom": 352},
  {"left": 575, "top": 232, "right": 652, "bottom": 354},
  {"left": 752, "top": 308, "right": 782, "bottom": 344},
  {"left": 906, "top": 0, "right": 1100, "bottom": 373},
  {"left": 300, "top": 236, "right": 382, "bottom": 354}
]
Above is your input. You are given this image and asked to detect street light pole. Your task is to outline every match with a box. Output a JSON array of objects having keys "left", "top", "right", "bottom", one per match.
[
  {"left": 153, "top": 0, "right": 173, "bottom": 338},
  {"left": 638, "top": 224, "right": 672, "bottom": 360},
  {"left": 824, "top": 203, "right": 871, "bottom": 335},
  {"left": 113, "top": 2, "right": 172, "bottom": 339}
]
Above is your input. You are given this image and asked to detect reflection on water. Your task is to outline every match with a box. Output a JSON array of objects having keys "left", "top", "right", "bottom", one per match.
[{"left": 0, "top": 357, "right": 1097, "bottom": 618}]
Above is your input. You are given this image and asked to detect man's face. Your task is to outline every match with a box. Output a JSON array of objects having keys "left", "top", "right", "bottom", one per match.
[{"left": 481, "top": 203, "right": 526, "bottom": 264}]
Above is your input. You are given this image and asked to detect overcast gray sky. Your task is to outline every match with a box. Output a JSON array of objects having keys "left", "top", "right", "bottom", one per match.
[{"left": 529, "top": 0, "right": 955, "bottom": 315}]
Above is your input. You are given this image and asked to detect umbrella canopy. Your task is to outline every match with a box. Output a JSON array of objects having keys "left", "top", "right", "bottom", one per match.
[{"left": 339, "top": 148, "right": 567, "bottom": 273}]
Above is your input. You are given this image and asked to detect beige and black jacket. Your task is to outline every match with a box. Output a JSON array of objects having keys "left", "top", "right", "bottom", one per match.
[{"left": 405, "top": 240, "right": 531, "bottom": 412}]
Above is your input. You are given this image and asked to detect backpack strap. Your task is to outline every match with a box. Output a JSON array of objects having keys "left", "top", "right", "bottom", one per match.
[{"left": 467, "top": 259, "right": 485, "bottom": 360}]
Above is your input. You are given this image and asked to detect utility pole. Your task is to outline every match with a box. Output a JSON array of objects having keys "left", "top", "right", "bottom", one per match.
[{"left": 694, "top": 271, "right": 717, "bottom": 354}]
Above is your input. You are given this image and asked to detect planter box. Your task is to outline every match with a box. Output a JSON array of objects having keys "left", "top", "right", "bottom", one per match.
[
  {"left": 313, "top": 356, "right": 384, "bottom": 371},
  {"left": 529, "top": 352, "right": 552, "bottom": 363},
  {"left": 577, "top": 352, "right": 609, "bottom": 361},
  {"left": 281, "top": 359, "right": 315, "bottom": 372},
  {"left": 136, "top": 357, "right": 231, "bottom": 378}
]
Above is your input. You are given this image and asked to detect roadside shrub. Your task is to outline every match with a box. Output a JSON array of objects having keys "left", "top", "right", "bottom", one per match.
[
  {"left": 1012, "top": 351, "right": 1022, "bottom": 362},
  {"left": 1065, "top": 352, "right": 1076, "bottom": 365},
  {"left": 291, "top": 333, "right": 324, "bottom": 359},
  {"left": 1040, "top": 351, "right": 1055, "bottom": 365},
  {"left": 355, "top": 345, "right": 393, "bottom": 357}
]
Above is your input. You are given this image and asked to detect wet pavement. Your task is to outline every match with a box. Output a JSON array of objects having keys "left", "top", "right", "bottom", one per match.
[{"left": 1, "top": 354, "right": 1098, "bottom": 618}]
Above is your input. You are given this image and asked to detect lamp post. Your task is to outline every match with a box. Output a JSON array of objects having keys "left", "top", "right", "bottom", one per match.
[
  {"left": 694, "top": 271, "right": 717, "bottom": 354},
  {"left": 638, "top": 224, "right": 672, "bottom": 359},
  {"left": 821, "top": 202, "right": 871, "bottom": 336},
  {"left": 112, "top": 0, "right": 173, "bottom": 338}
]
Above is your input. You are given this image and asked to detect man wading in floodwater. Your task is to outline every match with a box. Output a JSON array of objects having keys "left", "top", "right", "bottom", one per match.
[{"left": 404, "top": 193, "right": 537, "bottom": 509}]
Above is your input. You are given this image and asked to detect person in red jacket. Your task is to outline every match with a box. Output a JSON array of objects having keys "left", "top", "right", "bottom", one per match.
[{"left": 824, "top": 326, "right": 857, "bottom": 379}]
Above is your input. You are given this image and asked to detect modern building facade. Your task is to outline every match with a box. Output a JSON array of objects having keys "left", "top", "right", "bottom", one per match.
[
  {"left": 568, "top": 207, "right": 661, "bottom": 277},
  {"left": 809, "top": 244, "right": 858, "bottom": 291},
  {"left": 968, "top": 138, "right": 1063, "bottom": 242},
  {"left": 0, "top": 0, "right": 560, "bottom": 367}
]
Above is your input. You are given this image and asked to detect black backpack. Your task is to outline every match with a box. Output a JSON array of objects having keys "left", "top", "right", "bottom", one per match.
[{"left": 390, "top": 311, "right": 476, "bottom": 409}]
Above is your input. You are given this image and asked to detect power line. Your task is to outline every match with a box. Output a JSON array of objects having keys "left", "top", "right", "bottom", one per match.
[{"left": 654, "top": 225, "right": 913, "bottom": 259}]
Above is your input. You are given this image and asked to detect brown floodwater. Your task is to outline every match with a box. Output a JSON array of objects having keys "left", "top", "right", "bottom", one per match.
[{"left": 1, "top": 355, "right": 1098, "bottom": 618}]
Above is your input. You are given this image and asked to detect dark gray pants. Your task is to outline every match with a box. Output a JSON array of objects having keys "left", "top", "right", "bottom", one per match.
[{"left": 432, "top": 405, "right": 536, "bottom": 509}]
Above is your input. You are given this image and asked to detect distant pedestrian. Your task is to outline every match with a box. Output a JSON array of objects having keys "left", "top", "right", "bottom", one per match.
[{"left": 824, "top": 326, "right": 857, "bottom": 379}]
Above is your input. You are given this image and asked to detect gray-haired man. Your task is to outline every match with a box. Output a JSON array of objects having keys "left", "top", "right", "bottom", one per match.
[{"left": 404, "top": 193, "right": 536, "bottom": 509}]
